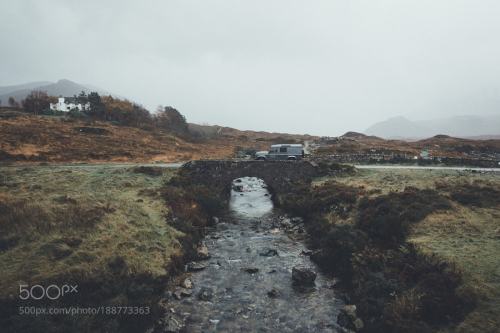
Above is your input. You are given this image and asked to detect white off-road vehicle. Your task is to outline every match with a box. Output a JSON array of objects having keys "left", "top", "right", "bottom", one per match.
[{"left": 255, "top": 144, "right": 304, "bottom": 160}]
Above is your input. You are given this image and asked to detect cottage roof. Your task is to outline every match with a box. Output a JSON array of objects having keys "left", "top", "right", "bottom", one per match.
[{"left": 62, "top": 97, "right": 88, "bottom": 104}]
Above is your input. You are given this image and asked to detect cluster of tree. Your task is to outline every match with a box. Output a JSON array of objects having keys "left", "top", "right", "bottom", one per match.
[
  {"left": 155, "top": 105, "right": 189, "bottom": 136},
  {"left": 99, "top": 95, "right": 152, "bottom": 128},
  {"left": 92, "top": 95, "right": 189, "bottom": 135},
  {"left": 10, "top": 89, "right": 191, "bottom": 137},
  {"left": 22, "top": 91, "right": 57, "bottom": 114}
]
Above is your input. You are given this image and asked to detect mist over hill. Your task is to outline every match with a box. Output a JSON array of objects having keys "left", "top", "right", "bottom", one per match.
[
  {"left": 365, "top": 115, "right": 500, "bottom": 139},
  {"left": 0, "top": 79, "right": 114, "bottom": 105}
]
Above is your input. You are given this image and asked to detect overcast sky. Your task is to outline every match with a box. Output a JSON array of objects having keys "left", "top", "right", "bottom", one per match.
[{"left": 1, "top": 0, "right": 500, "bottom": 135}]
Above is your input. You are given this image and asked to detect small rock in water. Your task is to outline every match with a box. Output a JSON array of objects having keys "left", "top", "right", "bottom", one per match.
[
  {"left": 180, "top": 278, "right": 193, "bottom": 289},
  {"left": 259, "top": 248, "right": 278, "bottom": 257},
  {"left": 292, "top": 266, "right": 317, "bottom": 286},
  {"left": 267, "top": 289, "right": 280, "bottom": 298},
  {"left": 243, "top": 267, "right": 259, "bottom": 274},
  {"left": 186, "top": 262, "right": 207, "bottom": 272},
  {"left": 198, "top": 287, "right": 214, "bottom": 301},
  {"left": 245, "top": 247, "right": 252, "bottom": 253},
  {"left": 212, "top": 216, "right": 220, "bottom": 224},
  {"left": 232, "top": 185, "right": 244, "bottom": 192},
  {"left": 268, "top": 269, "right": 277, "bottom": 274}
]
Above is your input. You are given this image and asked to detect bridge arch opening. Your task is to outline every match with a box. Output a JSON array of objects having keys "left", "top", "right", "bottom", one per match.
[{"left": 229, "top": 177, "right": 273, "bottom": 219}]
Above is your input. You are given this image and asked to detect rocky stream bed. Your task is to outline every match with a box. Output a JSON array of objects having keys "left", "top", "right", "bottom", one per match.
[{"left": 156, "top": 177, "right": 360, "bottom": 332}]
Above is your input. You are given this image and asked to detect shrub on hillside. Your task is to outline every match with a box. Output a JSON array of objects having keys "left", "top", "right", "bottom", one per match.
[{"left": 155, "top": 106, "right": 189, "bottom": 137}]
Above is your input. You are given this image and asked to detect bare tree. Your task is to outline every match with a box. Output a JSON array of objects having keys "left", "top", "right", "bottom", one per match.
[{"left": 22, "top": 91, "right": 55, "bottom": 115}]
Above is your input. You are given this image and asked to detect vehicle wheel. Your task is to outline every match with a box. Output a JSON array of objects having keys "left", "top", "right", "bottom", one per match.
[
  {"left": 287, "top": 157, "right": 297, "bottom": 161},
  {"left": 257, "top": 157, "right": 266, "bottom": 161}
]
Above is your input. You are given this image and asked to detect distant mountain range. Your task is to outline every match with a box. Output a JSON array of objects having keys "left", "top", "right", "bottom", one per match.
[
  {"left": 365, "top": 115, "right": 500, "bottom": 139},
  {"left": 0, "top": 79, "right": 114, "bottom": 105}
]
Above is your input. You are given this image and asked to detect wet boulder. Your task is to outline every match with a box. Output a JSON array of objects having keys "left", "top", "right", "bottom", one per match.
[{"left": 292, "top": 266, "right": 317, "bottom": 286}]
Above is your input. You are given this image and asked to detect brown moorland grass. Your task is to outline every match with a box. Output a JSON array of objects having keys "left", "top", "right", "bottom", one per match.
[
  {"left": 0, "top": 111, "right": 314, "bottom": 164},
  {"left": 0, "top": 165, "right": 184, "bottom": 332},
  {"left": 333, "top": 169, "right": 500, "bottom": 332}
]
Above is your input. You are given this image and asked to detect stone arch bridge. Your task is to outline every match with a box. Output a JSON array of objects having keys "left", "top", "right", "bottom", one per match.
[{"left": 177, "top": 160, "right": 351, "bottom": 201}]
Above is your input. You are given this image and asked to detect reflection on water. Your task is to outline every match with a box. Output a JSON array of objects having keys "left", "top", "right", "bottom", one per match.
[{"left": 168, "top": 177, "right": 343, "bottom": 332}]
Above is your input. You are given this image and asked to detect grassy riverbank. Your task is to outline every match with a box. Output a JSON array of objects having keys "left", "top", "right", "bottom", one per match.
[
  {"left": 0, "top": 165, "right": 184, "bottom": 332},
  {"left": 280, "top": 168, "right": 500, "bottom": 332},
  {"left": 333, "top": 169, "right": 500, "bottom": 332}
]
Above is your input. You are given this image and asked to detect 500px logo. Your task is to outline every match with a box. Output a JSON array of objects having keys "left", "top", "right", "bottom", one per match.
[{"left": 19, "top": 284, "right": 78, "bottom": 300}]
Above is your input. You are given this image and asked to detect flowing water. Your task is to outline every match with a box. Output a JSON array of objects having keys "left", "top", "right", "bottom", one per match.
[{"left": 168, "top": 177, "right": 343, "bottom": 332}]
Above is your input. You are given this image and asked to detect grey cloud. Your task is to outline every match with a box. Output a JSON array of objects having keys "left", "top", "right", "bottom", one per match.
[{"left": 1, "top": 0, "right": 500, "bottom": 135}]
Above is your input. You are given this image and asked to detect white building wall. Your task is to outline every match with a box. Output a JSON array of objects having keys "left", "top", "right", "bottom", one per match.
[{"left": 49, "top": 97, "right": 88, "bottom": 112}]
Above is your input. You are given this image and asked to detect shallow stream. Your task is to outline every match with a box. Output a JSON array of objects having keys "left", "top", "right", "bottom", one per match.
[{"left": 167, "top": 177, "right": 343, "bottom": 332}]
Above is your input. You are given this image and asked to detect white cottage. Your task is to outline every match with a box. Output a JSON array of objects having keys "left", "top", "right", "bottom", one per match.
[{"left": 50, "top": 97, "right": 90, "bottom": 112}]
